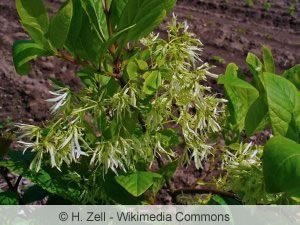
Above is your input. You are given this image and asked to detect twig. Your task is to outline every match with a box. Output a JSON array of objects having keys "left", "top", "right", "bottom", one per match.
[
  {"left": 104, "top": 71, "right": 118, "bottom": 78},
  {"left": 14, "top": 175, "right": 22, "bottom": 190},
  {"left": 0, "top": 167, "right": 14, "bottom": 190},
  {"left": 171, "top": 188, "right": 241, "bottom": 202},
  {"left": 56, "top": 51, "right": 119, "bottom": 80},
  {"left": 154, "top": 160, "right": 241, "bottom": 204},
  {"left": 56, "top": 51, "right": 92, "bottom": 68}
]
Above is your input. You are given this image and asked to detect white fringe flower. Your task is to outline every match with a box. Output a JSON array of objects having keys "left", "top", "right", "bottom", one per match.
[{"left": 46, "top": 88, "right": 70, "bottom": 113}]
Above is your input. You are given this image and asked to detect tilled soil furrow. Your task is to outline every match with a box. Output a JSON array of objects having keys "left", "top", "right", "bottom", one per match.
[{"left": 174, "top": 1, "right": 299, "bottom": 73}]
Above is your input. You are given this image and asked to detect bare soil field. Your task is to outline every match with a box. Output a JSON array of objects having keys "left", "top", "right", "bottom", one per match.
[{"left": 0, "top": 0, "right": 299, "bottom": 204}]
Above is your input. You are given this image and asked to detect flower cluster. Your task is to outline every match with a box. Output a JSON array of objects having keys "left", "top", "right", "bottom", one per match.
[
  {"left": 220, "top": 142, "right": 281, "bottom": 204},
  {"left": 16, "top": 18, "right": 225, "bottom": 180},
  {"left": 141, "top": 16, "right": 225, "bottom": 168}
]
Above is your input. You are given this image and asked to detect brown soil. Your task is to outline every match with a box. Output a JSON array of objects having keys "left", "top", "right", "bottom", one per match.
[
  {"left": 0, "top": 0, "right": 299, "bottom": 204},
  {"left": 0, "top": 0, "right": 81, "bottom": 125},
  {"left": 173, "top": 0, "right": 299, "bottom": 74}
]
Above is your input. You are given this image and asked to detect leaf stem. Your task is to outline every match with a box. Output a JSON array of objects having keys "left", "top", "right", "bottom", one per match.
[
  {"left": 56, "top": 51, "right": 92, "bottom": 69},
  {"left": 103, "top": 0, "right": 116, "bottom": 55}
]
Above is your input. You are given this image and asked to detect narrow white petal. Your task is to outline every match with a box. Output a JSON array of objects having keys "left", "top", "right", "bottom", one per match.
[{"left": 58, "top": 132, "right": 73, "bottom": 150}]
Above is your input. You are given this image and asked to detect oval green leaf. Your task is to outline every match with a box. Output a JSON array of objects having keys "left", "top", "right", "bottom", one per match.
[
  {"left": 283, "top": 64, "right": 300, "bottom": 90},
  {"left": 0, "top": 192, "right": 19, "bottom": 205},
  {"left": 263, "top": 136, "right": 300, "bottom": 196},
  {"left": 263, "top": 72, "right": 298, "bottom": 137},
  {"left": 127, "top": 61, "right": 139, "bottom": 81},
  {"left": 48, "top": 0, "right": 73, "bottom": 49},
  {"left": 115, "top": 171, "right": 161, "bottom": 197},
  {"left": 136, "top": 59, "right": 148, "bottom": 71},
  {"left": 117, "top": 0, "right": 176, "bottom": 45},
  {"left": 262, "top": 45, "right": 275, "bottom": 73},
  {"left": 246, "top": 52, "right": 264, "bottom": 91},
  {"left": 142, "top": 71, "right": 162, "bottom": 95},
  {"left": 16, "top": 0, "right": 49, "bottom": 47},
  {"left": 218, "top": 68, "right": 259, "bottom": 132},
  {"left": 12, "top": 40, "right": 51, "bottom": 75}
]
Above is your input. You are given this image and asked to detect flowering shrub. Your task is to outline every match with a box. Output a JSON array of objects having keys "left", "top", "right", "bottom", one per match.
[
  {"left": 0, "top": 0, "right": 299, "bottom": 205},
  {"left": 0, "top": 0, "right": 227, "bottom": 204}
]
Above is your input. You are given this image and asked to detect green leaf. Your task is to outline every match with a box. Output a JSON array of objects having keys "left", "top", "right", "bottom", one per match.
[
  {"left": 22, "top": 185, "right": 49, "bottom": 204},
  {"left": 136, "top": 60, "right": 148, "bottom": 71},
  {"left": 264, "top": 72, "right": 298, "bottom": 137},
  {"left": 110, "top": 0, "right": 128, "bottom": 30},
  {"left": 77, "top": 69, "right": 96, "bottom": 88},
  {"left": 140, "top": 48, "right": 151, "bottom": 61},
  {"left": 157, "top": 128, "right": 182, "bottom": 149},
  {"left": 208, "top": 195, "right": 239, "bottom": 225},
  {"left": 48, "top": 0, "right": 73, "bottom": 49},
  {"left": 224, "top": 63, "right": 239, "bottom": 77},
  {"left": 159, "top": 160, "right": 178, "bottom": 179},
  {"left": 152, "top": 160, "right": 178, "bottom": 195},
  {"left": 121, "top": 111, "right": 139, "bottom": 136},
  {"left": 115, "top": 171, "right": 162, "bottom": 197},
  {"left": 0, "top": 151, "right": 82, "bottom": 203},
  {"left": 245, "top": 95, "right": 270, "bottom": 136},
  {"left": 65, "top": 0, "right": 84, "bottom": 55},
  {"left": 262, "top": 45, "right": 275, "bottom": 73},
  {"left": 22, "top": 23, "right": 51, "bottom": 49},
  {"left": 117, "top": 0, "right": 176, "bottom": 45},
  {"left": 77, "top": 13, "right": 104, "bottom": 63},
  {"left": 12, "top": 40, "right": 51, "bottom": 75},
  {"left": 66, "top": 4, "right": 103, "bottom": 64},
  {"left": 209, "top": 195, "right": 241, "bottom": 205},
  {"left": 80, "top": 0, "right": 108, "bottom": 41},
  {"left": 96, "top": 111, "right": 112, "bottom": 140},
  {"left": 98, "top": 24, "right": 136, "bottom": 60},
  {"left": 294, "top": 93, "right": 300, "bottom": 132},
  {"left": 211, "top": 195, "right": 227, "bottom": 205},
  {"left": 99, "top": 75, "right": 121, "bottom": 97},
  {"left": 263, "top": 136, "right": 300, "bottom": 196},
  {"left": 142, "top": 71, "right": 151, "bottom": 79},
  {"left": 0, "top": 191, "right": 19, "bottom": 205},
  {"left": 46, "top": 195, "right": 73, "bottom": 205},
  {"left": 104, "top": 171, "right": 144, "bottom": 204},
  {"left": 142, "top": 71, "right": 162, "bottom": 95},
  {"left": 287, "top": 92, "right": 300, "bottom": 143},
  {"left": 283, "top": 64, "right": 300, "bottom": 90},
  {"left": 246, "top": 52, "right": 264, "bottom": 91},
  {"left": 127, "top": 61, "right": 139, "bottom": 81},
  {"left": 227, "top": 143, "right": 241, "bottom": 151},
  {"left": 110, "top": 111, "right": 139, "bottom": 138},
  {"left": 16, "top": 0, "right": 49, "bottom": 47},
  {"left": 218, "top": 65, "right": 259, "bottom": 131}
]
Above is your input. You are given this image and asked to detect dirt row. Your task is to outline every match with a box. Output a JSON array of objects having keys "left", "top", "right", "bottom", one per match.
[{"left": 173, "top": 0, "right": 299, "bottom": 75}]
